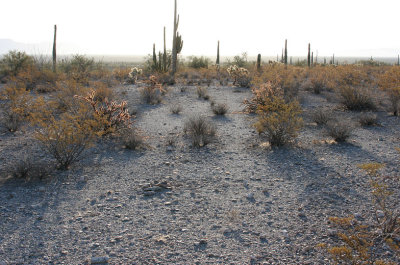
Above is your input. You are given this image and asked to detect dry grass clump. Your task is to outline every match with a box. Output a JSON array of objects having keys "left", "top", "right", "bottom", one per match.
[
  {"left": 120, "top": 128, "right": 145, "bottom": 150},
  {"left": 196, "top": 86, "right": 210, "bottom": 100},
  {"left": 10, "top": 156, "right": 53, "bottom": 180},
  {"left": 358, "top": 112, "right": 378, "bottom": 126},
  {"left": 211, "top": 101, "right": 229, "bottom": 116},
  {"left": 184, "top": 115, "right": 216, "bottom": 147},
  {"left": 326, "top": 120, "right": 353, "bottom": 142},
  {"left": 312, "top": 108, "right": 334, "bottom": 126},
  {"left": 170, "top": 104, "right": 182, "bottom": 114}
]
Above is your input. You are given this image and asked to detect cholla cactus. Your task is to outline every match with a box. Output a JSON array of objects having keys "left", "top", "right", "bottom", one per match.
[
  {"left": 227, "top": 65, "right": 250, "bottom": 87},
  {"left": 127, "top": 67, "right": 143, "bottom": 84}
]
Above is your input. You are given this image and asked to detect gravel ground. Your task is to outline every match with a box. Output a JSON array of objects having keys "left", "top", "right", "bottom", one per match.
[{"left": 0, "top": 82, "right": 399, "bottom": 264}]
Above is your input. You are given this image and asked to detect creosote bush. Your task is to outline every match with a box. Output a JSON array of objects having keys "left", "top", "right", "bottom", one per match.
[
  {"left": 33, "top": 108, "right": 98, "bottom": 170},
  {"left": 378, "top": 66, "right": 400, "bottom": 116},
  {"left": 254, "top": 95, "right": 303, "bottom": 146},
  {"left": 326, "top": 120, "right": 353, "bottom": 142},
  {"left": 11, "top": 156, "right": 53, "bottom": 180},
  {"left": 339, "top": 86, "right": 376, "bottom": 111},
  {"left": 184, "top": 115, "right": 216, "bottom": 147}
]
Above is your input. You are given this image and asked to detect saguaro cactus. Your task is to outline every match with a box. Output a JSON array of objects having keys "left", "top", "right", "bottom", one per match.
[
  {"left": 216, "top": 40, "right": 220, "bottom": 65},
  {"left": 397, "top": 54, "right": 399, "bottom": 66},
  {"left": 311, "top": 52, "right": 314, "bottom": 66},
  {"left": 257, "top": 54, "right": 261, "bottom": 71},
  {"left": 163, "top": 27, "right": 167, "bottom": 72},
  {"left": 307, "top": 43, "right": 311, "bottom": 67},
  {"left": 284, "top": 39, "right": 288, "bottom": 65},
  {"left": 52, "top": 25, "right": 57, "bottom": 73},
  {"left": 332, "top": 54, "right": 335, "bottom": 65},
  {"left": 171, "top": 0, "right": 180, "bottom": 76}
]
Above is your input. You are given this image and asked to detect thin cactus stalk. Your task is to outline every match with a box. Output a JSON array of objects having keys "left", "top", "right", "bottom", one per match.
[
  {"left": 324, "top": 57, "right": 326, "bottom": 65},
  {"left": 216, "top": 40, "right": 220, "bottom": 65},
  {"left": 311, "top": 52, "right": 314, "bottom": 66},
  {"left": 171, "top": 0, "right": 179, "bottom": 76},
  {"left": 290, "top": 56, "right": 292, "bottom": 65},
  {"left": 397, "top": 54, "right": 399, "bottom": 66},
  {"left": 257, "top": 54, "right": 261, "bottom": 71},
  {"left": 284, "top": 39, "right": 288, "bottom": 65},
  {"left": 163, "top": 27, "right": 167, "bottom": 72},
  {"left": 52, "top": 25, "right": 57, "bottom": 73},
  {"left": 332, "top": 54, "right": 335, "bottom": 65},
  {"left": 307, "top": 43, "right": 311, "bottom": 67},
  {"left": 153, "top": 44, "right": 157, "bottom": 68}
]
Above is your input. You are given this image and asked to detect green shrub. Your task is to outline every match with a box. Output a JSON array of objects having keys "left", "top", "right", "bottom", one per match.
[
  {"left": 0, "top": 50, "right": 33, "bottom": 78},
  {"left": 339, "top": 86, "right": 376, "bottom": 111},
  {"left": 254, "top": 96, "right": 303, "bottom": 146},
  {"left": 187, "top": 56, "right": 210, "bottom": 69}
]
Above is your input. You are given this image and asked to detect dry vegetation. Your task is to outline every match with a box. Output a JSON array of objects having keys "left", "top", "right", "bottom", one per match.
[{"left": 0, "top": 49, "right": 399, "bottom": 264}]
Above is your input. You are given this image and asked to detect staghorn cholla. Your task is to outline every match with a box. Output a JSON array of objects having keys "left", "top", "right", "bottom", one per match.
[
  {"left": 227, "top": 65, "right": 251, "bottom": 87},
  {"left": 75, "top": 90, "right": 132, "bottom": 134},
  {"left": 127, "top": 67, "right": 143, "bottom": 84}
]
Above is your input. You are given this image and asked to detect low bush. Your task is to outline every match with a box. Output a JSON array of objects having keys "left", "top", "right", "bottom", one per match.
[
  {"left": 140, "top": 75, "right": 165, "bottom": 104},
  {"left": 254, "top": 95, "right": 303, "bottom": 146},
  {"left": 1, "top": 109, "right": 24, "bottom": 132},
  {"left": 34, "top": 110, "right": 98, "bottom": 170},
  {"left": 170, "top": 104, "right": 182, "bottom": 114},
  {"left": 0, "top": 50, "right": 34, "bottom": 78},
  {"left": 11, "top": 157, "right": 53, "bottom": 180},
  {"left": 358, "top": 112, "right": 378, "bottom": 126},
  {"left": 120, "top": 128, "right": 145, "bottom": 150},
  {"left": 243, "top": 82, "right": 283, "bottom": 113},
  {"left": 211, "top": 102, "right": 228, "bottom": 116},
  {"left": 312, "top": 108, "right": 333, "bottom": 126},
  {"left": 184, "top": 115, "right": 216, "bottom": 147},
  {"left": 326, "top": 120, "right": 353, "bottom": 142},
  {"left": 196, "top": 87, "right": 210, "bottom": 100},
  {"left": 76, "top": 90, "right": 132, "bottom": 135},
  {"left": 227, "top": 65, "right": 251, "bottom": 88},
  {"left": 113, "top": 67, "right": 131, "bottom": 83},
  {"left": 187, "top": 56, "right": 210, "bottom": 69},
  {"left": 339, "top": 86, "right": 376, "bottom": 111}
]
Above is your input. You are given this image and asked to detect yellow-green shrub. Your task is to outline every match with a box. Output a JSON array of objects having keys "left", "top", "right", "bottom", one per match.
[{"left": 254, "top": 95, "right": 303, "bottom": 146}]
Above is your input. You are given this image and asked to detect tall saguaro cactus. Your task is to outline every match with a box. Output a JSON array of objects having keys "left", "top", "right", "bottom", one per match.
[
  {"left": 284, "top": 39, "right": 288, "bottom": 65},
  {"left": 307, "top": 43, "right": 311, "bottom": 67},
  {"left": 171, "top": 0, "right": 180, "bottom": 76},
  {"left": 257, "top": 54, "right": 261, "bottom": 71},
  {"left": 216, "top": 40, "right": 220, "bottom": 65},
  {"left": 52, "top": 25, "right": 57, "bottom": 73},
  {"left": 163, "top": 27, "right": 167, "bottom": 72}
]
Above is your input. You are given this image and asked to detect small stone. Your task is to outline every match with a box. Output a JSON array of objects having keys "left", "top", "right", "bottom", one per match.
[
  {"left": 91, "top": 256, "right": 109, "bottom": 264},
  {"left": 327, "top": 229, "right": 337, "bottom": 236},
  {"left": 143, "top": 191, "right": 155, "bottom": 196},
  {"left": 80, "top": 176, "right": 87, "bottom": 182},
  {"left": 60, "top": 250, "right": 68, "bottom": 255},
  {"left": 354, "top": 213, "right": 363, "bottom": 220},
  {"left": 377, "top": 210, "right": 385, "bottom": 218},
  {"left": 38, "top": 186, "right": 46, "bottom": 192}
]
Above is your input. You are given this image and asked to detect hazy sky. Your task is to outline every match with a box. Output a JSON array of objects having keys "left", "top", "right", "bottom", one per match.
[{"left": 1, "top": 0, "right": 399, "bottom": 57}]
